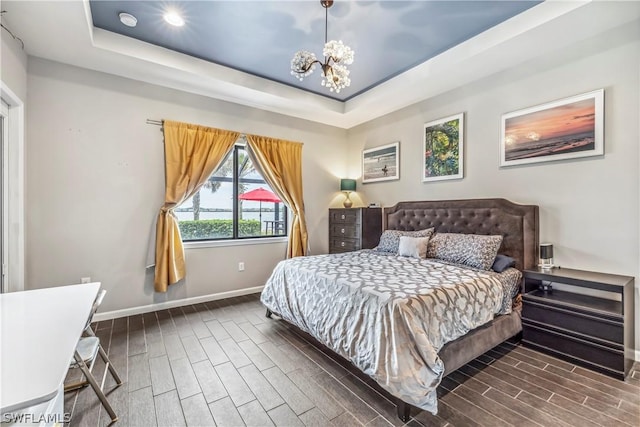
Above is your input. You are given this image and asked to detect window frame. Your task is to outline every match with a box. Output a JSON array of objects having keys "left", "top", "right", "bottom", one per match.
[{"left": 180, "top": 143, "right": 288, "bottom": 243}]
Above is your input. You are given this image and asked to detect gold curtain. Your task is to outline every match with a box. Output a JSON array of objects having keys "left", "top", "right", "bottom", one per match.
[
  {"left": 245, "top": 135, "right": 308, "bottom": 258},
  {"left": 155, "top": 121, "right": 240, "bottom": 292}
]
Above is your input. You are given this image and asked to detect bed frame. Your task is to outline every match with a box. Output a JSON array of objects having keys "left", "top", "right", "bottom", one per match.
[
  {"left": 383, "top": 198, "right": 538, "bottom": 272},
  {"left": 267, "top": 198, "right": 539, "bottom": 421}
]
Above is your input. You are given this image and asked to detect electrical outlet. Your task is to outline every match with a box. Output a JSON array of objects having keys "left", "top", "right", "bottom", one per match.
[
  {"left": 81, "top": 277, "right": 91, "bottom": 284},
  {"left": 238, "top": 262, "right": 245, "bottom": 272}
]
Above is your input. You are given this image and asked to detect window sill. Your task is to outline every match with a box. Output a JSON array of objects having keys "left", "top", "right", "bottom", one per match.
[{"left": 184, "top": 236, "right": 288, "bottom": 250}]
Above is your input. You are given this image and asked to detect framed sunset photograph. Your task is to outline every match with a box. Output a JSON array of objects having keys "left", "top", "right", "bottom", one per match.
[
  {"left": 500, "top": 89, "right": 604, "bottom": 167},
  {"left": 362, "top": 142, "right": 400, "bottom": 183}
]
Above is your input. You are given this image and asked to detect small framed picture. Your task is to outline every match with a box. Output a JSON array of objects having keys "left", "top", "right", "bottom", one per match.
[
  {"left": 362, "top": 142, "right": 400, "bottom": 183},
  {"left": 423, "top": 113, "right": 464, "bottom": 182},
  {"left": 500, "top": 89, "right": 604, "bottom": 167}
]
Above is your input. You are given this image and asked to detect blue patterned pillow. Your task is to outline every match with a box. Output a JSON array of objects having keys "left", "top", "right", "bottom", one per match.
[
  {"left": 427, "top": 233, "right": 503, "bottom": 270},
  {"left": 492, "top": 254, "right": 516, "bottom": 272},
  {"left": 375, "top": 228, "right": 435, "bottom": 254}
]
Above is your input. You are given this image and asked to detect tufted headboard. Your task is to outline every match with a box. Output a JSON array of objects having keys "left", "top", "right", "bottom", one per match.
[{"left": 383, "top": 199, "right": 539, "bottom": 271}]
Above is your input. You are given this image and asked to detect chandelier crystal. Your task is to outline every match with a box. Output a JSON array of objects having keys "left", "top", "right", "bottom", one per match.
[{"left": 290, "top": 0, "right": 354, "bottom": 93}]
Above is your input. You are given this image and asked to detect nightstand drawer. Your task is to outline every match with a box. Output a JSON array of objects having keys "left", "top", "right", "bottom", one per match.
[
  {"left": 330, "top": 209, "right": 359, "bottom": 224},
  {"left": 523, "top": 299, "right": 623, "bottom": 344},
  {"left": 330, "top": 238, "right": 359, "bottom": 252},
  {"left": 523, "top": 321, "right": 624, "bottom": 374},
  {"left": 330, "top": 224, "right": 358, "bottom": 239}
]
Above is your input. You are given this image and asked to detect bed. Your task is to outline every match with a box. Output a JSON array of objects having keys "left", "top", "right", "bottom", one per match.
[{"left": 260, "top": 198, "right": 539, "bottom": 419}]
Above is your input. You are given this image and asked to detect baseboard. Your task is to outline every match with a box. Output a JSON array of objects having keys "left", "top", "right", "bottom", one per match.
[
  {"left": 636, "top": 349, "right": 640, "bottom": 362},
  {"left": 93, "top": 286, "right": 264, "bottom": 322}
]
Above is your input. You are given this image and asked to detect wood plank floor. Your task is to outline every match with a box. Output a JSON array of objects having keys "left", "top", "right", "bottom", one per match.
[{"left": 65, "top": 293, "right": 640, "bottom": 427}]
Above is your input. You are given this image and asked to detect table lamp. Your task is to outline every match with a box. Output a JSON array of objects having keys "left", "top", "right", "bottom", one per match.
[
  {"left": 539, "top": 243, "right": 554, "bottom": 270},
  {"left": 340, "top": 179, "right": 356, "bottom": 208}
]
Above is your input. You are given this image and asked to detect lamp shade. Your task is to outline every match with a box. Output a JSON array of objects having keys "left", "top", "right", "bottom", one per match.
[
  {"left": 340, "top": 179, "right": 356, "bottom": 192},
  {"left": 540, "top": 243, "right": 554, "bottom": 260}
]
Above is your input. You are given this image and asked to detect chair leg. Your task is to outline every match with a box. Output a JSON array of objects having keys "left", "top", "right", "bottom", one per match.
[
  {"left": 97, "top": 345, "right": 123, "bottom": 386},
  {"left": 65, "top": 348, "right": 98, "bottom": 391},
  {"left": 74, "top": 351, "right": 118, "bottom": 422},
  {"left": 64, "top": 379, "right": 89, "bottom": 392}
]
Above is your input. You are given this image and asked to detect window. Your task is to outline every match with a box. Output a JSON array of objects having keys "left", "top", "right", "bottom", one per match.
[{"left": 177, "top": 143, "right": 287, "bottom": 241}]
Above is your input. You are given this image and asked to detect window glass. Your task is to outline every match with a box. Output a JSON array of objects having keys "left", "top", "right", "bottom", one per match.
[{"left": 178, "top": 144, "right": 287, "bottom": 241}]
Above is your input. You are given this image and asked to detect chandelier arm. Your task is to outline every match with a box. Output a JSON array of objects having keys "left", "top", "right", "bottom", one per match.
[{"left": 296, "top": 58, "right": 322, "bottom": 73}]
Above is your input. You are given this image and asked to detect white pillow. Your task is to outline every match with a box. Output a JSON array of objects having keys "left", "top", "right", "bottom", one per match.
[
  {"left": 375, "top": 228, "right": 435, "bottom": 254},
  {"left": 398, "top": 236, "right": 430, "bottom": 259}
]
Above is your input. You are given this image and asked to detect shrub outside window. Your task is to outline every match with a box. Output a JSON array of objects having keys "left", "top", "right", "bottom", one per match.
[{"left": 177, "top": 144, "right": 287, "bottom": 241}]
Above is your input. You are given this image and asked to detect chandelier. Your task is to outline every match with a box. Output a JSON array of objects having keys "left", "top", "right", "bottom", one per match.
[{"left": 290, "top": 0, "right": 354, "bottom": 93}]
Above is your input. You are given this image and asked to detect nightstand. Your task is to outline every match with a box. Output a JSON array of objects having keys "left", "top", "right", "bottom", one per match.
[
  {"left": 522, "top": 267, "right": 635, "bottom": 379},
  {"left": 329, "top": 208, "right": 382, "bottom": 254}
]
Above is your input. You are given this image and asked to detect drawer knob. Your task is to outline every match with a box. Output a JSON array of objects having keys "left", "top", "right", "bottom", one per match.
[
  {"left": 341, "top": 214, "right": 345, "bottom": 219},
  {"left": 341, "top": 242, "right": 345, "bottom": 247},
  {"left": 341, "top": 228, "right": 345, "bottom": 234}
]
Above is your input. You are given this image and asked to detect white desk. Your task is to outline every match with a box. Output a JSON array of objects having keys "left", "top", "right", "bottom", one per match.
[{"left": 0, "top": 283, "right": 100, "bottom": 416}]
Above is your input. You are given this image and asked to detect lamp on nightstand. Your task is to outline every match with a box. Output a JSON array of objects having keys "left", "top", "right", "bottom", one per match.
[
  {"left": 539, "top": 243, "right": 554, "bottom": 270},
  {"left": 340, "top": 179, "right": 356, "bottom": 208}
]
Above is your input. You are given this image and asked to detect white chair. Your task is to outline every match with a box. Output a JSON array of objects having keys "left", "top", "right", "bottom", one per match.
[{"left": 65, "top": 289, "right": 122, "bottom": 422}]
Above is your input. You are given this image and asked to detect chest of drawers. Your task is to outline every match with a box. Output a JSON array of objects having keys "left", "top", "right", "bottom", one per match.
[
  {"left": 328, "top": 208, "right": 382, "bottom": 254},
  {"left": 522, "top": 267, "right": 635, "bottom": 379}
]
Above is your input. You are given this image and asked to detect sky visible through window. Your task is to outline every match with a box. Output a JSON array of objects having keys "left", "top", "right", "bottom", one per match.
[{"left": 177, "top": 180, "right": 282, "bottom": 223}]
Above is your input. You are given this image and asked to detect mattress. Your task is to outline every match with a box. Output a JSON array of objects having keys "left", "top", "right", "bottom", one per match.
[{"left": 260, "top": 249, "right": 522, "bottom": 414}]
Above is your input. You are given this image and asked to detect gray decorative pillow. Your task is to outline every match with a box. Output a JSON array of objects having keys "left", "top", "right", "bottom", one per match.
[
  {"left": 492, "top": 254, "right": 516, "bottom": 273},
  {"left": 397, "top": 236, "right": 430, "bottom": 259},
  {"left": 376, "top": 228, "right": 435, "bottom": 254},
  {"left": 427, "top": 233, "right": 503, "bottom": 270}
]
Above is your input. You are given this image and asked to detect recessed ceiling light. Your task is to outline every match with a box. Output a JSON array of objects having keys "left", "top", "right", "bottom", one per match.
[
  {"left": 118, "top": 12, "right": 138, "bottom": 28},
  {"left": 163, "top": 11, "right": 185, "bottom": 27}
]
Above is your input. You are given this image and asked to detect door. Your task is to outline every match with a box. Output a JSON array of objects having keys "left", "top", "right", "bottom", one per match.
[{"left": 0, "top": 100, "right": 8, "bottom": 293}]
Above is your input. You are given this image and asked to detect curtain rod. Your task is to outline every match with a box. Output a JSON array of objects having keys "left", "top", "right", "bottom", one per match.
[
  {"left": 147, "top": 119, "right": 245, "bottom": 140},
  {"left": 146, "top": 119, "right": 302, "bottom": 146}
]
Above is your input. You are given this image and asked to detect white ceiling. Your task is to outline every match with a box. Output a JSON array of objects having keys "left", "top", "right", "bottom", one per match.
[{"left": 2, "top": 1, "right": 640, "bottom": 129}]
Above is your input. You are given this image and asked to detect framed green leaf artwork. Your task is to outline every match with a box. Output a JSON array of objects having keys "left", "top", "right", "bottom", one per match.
[{"left": 423, "top": 113, "right": 464, "bottom": 182}]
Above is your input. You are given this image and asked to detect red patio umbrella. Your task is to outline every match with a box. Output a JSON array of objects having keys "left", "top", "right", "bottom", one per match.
[{"left": 238, "top": 187, "right": 281, "bottom": 223}]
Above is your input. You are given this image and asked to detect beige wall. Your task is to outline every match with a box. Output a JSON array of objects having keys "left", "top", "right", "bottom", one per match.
[
  {"left": 1, "top": 33, "right": 28, "bottom": 100},
  {"left": 26, "top": 58, "right": 347, "bottom": 312},
  {"left": 19, "top": 17, "right": 640, "bottom": 355},
  {"left": 348, "top": 27, "right": 640, "bottom": 351}
]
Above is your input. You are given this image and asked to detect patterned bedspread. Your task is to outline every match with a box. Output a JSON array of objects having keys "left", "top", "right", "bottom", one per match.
[{"left": 260, "top": 250, "right": 521, "bottom": 414}]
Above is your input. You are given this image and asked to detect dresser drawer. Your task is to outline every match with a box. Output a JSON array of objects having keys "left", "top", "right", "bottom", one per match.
[
  {"left": 330, "top": 224, "right": 358, "bottom": 239},
  {"left": 523, "top": 321, "right": 624, "bottom": 373},
  {"left": 330, "top": 238, "right": 359, "bottom": 252},
  {"left": 523, "top": 299, "right": 623, "bottom": 344},
  {"left": 330, "top": 209, "right": 359, "bottom": 224}
]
